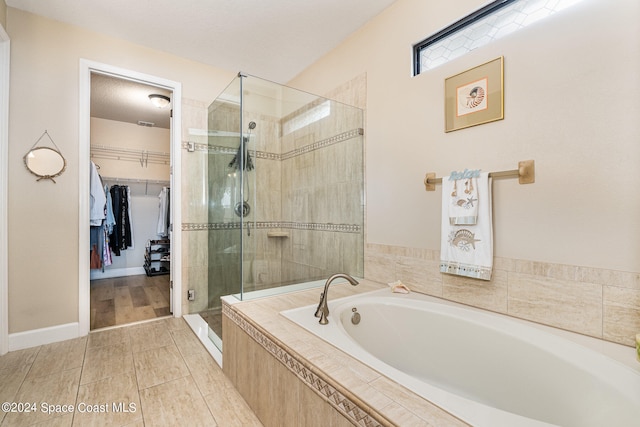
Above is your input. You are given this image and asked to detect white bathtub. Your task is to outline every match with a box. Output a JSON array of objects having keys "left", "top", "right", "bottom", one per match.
[{"left": 281, "top": 288, "right": 640, "bottom": 427}]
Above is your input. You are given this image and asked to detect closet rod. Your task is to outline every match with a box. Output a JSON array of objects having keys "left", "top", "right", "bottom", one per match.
[
  {"left": 424, "top": 160, "right": 534, "bottom": 191},
  {"left": 90, "top": 145, "right": 170, "bottom": 166},
  {"left": 90, "top": 153, "right": 169, "bottom": 165},
  {"left": 102, "top": 176, "right": 170, "bottom": 186},
  {"left": 90, "top": 144, "right": 169, "bottom": 157}
]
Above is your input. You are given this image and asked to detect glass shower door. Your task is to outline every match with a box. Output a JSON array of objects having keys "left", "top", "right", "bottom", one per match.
[{"left": 204, "top": 77, "right": 244, "bottom": 351}]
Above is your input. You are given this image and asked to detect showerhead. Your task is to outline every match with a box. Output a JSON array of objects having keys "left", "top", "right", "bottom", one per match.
[{"left": 248, "top": 121, "right": 257, "bottom": 130}]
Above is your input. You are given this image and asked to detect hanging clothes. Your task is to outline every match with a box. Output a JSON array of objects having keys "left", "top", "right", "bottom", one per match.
[
  {"left": 89, "top": 161, "right": 106, "bottom": 226},
  {"left": 90, "top": 226, "right": 103, "bottom": 270},
  {"left": 156, "top": 187, "right": 170, "bottom": 237},
  {"left": 109, "top": 185, "right": 133, "bottom": 256}
]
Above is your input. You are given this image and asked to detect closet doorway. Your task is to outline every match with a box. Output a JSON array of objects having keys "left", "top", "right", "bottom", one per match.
[{"left": 79, "top": 61, "right": 183, "bottom": 334}]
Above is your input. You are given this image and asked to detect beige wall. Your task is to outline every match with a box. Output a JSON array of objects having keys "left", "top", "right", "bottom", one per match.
[
  {"left": 90, "top": 118, "right": 170, "bottom": 182},
  {"left": 0, "top": 1, "right": 6, "bottom": 29},
  {"left": 7, "top": 7, "right": 234, "bottom": 333},
  {"left": 289, "top": 0, "right": 640, "bottom": 274},
  {"left": 6, "top": 0, "right": 640, "bottom": 341}
]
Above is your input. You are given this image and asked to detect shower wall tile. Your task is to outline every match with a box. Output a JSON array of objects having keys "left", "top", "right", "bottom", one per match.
[
  {"left": 365, "top": 243, "right": 640, "bottom": 347},
  {"left": 183, "top": 229, "right": 208, "bottom": 269},
  {"left": 322, "top": 73, "right": 367, "bottom": 110},
  {"left": 255, "top": 159, "right": 281, "bottom": 222},
  {"left": 210, "top": 103, "right": 240, "bottom": 134},
  {"left": 252, "top": 114, "right": 280, "bottom": 154},
  {"left": 182, "top": 265, "right": 208, "bottom": 314},
  {"left": 188, "top": 75, "right": 366, "bottom": 299},
  {"left": 181, "top": 150, "right": 208, "bottom": 224},
  {"left": 181, "top": 98, "right": 208, "bottom": 143}
]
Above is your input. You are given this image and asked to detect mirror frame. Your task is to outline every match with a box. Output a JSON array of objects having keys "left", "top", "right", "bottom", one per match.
[{"left": 23, "top": 146, "right": 67, "bottom": 183}]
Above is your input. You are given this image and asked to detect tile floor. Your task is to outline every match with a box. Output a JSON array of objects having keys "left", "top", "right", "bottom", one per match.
[{"left": 0, "top": 317, "right": 263, "bottom": 426}]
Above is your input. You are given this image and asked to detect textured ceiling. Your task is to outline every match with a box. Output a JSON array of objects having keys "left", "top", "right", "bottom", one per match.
[
  {"left": 91, "top": 74, "right": 172, "bottom": 129},
  {"left": 8, "top": 0, "right": 397, "bottom": 128}
]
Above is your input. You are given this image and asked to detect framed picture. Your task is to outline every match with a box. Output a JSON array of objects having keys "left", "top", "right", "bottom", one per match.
[{"left": 445, "top": 56, "right": 504, "bottom": 132}]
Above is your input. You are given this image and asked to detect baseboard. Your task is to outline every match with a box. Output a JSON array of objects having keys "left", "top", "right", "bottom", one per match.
[
  {"left": 90, "top": 266, "right": 145, "bottom": 280},
  {"left": 9, "top": 322, "right": 79, "bottom": 351}
]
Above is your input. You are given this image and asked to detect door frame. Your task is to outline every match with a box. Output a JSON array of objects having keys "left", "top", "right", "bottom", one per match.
[
  {"left": 78, "top": 60, "right": 182, "bottom": 336},
  {"left": 0, "top": 24, "right": 10, "bottom": 355}
]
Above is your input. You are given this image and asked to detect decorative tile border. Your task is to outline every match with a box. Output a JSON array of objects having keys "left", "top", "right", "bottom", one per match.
[
  {"left": 182, "top": 221, "right": 361, "bottom": 233},
  {"left": 182, "top": 127, "right": 363, "bottom": 161},
  {"left": 223, "top": 304, "right": 386, "bottom": 427},
  {"left": 281, "top": 128, "right": 364, "bottom": 160}
]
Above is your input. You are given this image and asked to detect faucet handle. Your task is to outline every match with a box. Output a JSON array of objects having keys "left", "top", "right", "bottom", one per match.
[{"left": 314, "top": 292, "right": 324, "bottom": 318}]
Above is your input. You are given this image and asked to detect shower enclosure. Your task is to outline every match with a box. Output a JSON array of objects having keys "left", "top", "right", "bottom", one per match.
[{"left": 191, "top": 73, "right": 364, "bottom": 352}]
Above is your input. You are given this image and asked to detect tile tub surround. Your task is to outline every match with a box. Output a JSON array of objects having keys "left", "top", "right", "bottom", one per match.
[
  {"left": 365, "top": 243, "right": 640, "bottom": 348},
  {"left": 222, "top": 279, "right": 469, "bottom": 427}
]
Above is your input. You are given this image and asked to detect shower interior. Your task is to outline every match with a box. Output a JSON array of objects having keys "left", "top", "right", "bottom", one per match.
[{"left": 192, "top": 73, "right": 364, "bottom": 352}]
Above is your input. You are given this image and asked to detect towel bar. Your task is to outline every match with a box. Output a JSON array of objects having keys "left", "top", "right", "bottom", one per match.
[{"left": 424, "top": 160, "right": 534, "bottom": 191}]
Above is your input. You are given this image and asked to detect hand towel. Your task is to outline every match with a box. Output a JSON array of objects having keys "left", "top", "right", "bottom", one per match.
[
  {"left": 447, "top": 176, "right": 479, "bottom": 225},
  {"left": 440, "top": 172, "right": 493, "bottom": 281}
]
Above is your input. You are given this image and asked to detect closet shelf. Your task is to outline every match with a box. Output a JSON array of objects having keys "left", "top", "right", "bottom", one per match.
[
  {"left": 102, "top": 176, "right": 170, "bottom": 186},
  {"left": 91, "top": 144, "right": 170, "bottom": 166}
]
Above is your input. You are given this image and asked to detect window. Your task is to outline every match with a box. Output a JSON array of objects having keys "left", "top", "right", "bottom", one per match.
[
  {"left": 413, "top": 0, "right": 584, "bottom": 75},
  {"left": 282, "top": 100, "right": 331, "bottom": 135}
]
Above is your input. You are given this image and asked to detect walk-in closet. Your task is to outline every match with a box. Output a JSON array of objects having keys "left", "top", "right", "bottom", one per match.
[{"left": 89, "top": 73, "right": 172, "bottom": 330}]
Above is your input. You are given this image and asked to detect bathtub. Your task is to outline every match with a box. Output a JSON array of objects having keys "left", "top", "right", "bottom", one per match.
[{"left": 281, "top": 288, "right": 640, "bottom": 427}]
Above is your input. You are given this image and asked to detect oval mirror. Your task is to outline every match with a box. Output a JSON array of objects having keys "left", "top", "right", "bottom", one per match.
[{"left": 24, "top": 147, "right": 67, "bottom": 183}]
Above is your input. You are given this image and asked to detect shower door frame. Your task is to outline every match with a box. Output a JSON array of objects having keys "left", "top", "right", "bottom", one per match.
[{"left": 78, "top": 60, "right": 183, "bottom": 336}]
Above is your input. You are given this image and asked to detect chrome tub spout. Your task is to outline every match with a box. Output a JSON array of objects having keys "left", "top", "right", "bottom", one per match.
[{"left": 314, "top": 273, "right": 359, "bottom": 325}]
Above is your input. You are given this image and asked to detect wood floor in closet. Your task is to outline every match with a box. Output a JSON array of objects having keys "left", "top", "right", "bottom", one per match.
[{"left": 90, "top": 274, "right": 171, "bottom": 330}]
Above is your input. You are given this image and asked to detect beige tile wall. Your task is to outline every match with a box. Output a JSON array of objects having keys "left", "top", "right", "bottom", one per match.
[
  {"left": 180, "top": 75, "right": 367, "bottom": 313},
  {"left": 223, "top": 301, "right": 381, "bottom": 427},
  {"left": 365, "top": 243, "right": 640, "bottom": 347},
  {"left": 181, "top": 99, "right": 210, "bottom": 315}
]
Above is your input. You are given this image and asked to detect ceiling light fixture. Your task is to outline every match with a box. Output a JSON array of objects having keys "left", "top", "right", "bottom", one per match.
[{"left": 148, "top": 94, "right": 171, "bottom": 109}]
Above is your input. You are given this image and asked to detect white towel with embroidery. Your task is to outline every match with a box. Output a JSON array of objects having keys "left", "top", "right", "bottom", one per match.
[
  {"left": 448, "top": 176, "right": 479, "bottom": 225},
  {"left": 440, "top": 172, "right": 493, "bottom": 280}
]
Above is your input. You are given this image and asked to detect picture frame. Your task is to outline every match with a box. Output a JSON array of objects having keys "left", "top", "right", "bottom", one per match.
[{"left": 445, "top": 56, "right": 504, "bottom": 132}]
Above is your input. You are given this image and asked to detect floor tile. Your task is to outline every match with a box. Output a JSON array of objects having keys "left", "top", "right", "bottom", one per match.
[
  {"left": 87, "top": 327, "right": 130, "bottom": 349},
  {"left": 3, "top": 368, "right": 81, "bottom": 426},
  {"left": 133, "top": 344, "right": 189, "bottom": 390},
  {"left": 182, "top": 351, "right": 231, "bottom": 397},
  {"left": 1, "top": 315, "right": 263, "bottom": 427},
  {"left": 0, "top": 364, "right": 31, "bottom": 409},
  {"left": 80, "top": 341, "right": 134, "bottom": 385},
  {"left": 73, "top": 372, "right": 142, "bottom": 427},
  {"left": 139, "top": 376, "right": 216, "bottom": 426},
  {"left": 203, "top": 385, "right": 263, "bottom": 427},
  {"left": 171, "top": 328, "right": 207, "bottom": 358},
  {"left": 27, "top": 337, "right": 87, "bottom": 379},
  {"left": 0, "top": 347, "right": 39, "bottom": 371},
  {"left": 128, "top": 321, "right": 174, "bottom": 353}
]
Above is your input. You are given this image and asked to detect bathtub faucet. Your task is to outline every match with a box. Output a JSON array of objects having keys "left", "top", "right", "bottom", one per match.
[{"left": 314, "top": 273, "right": 359, "bottom": 325}]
